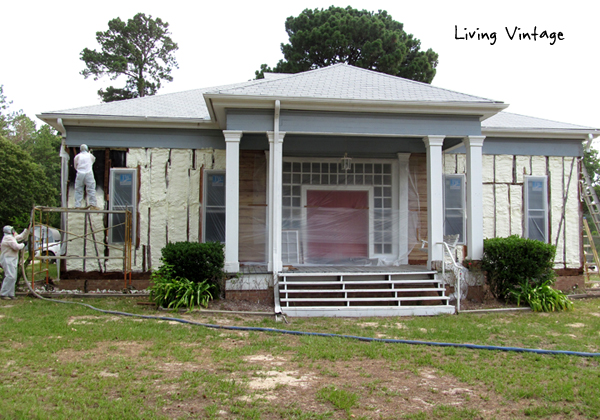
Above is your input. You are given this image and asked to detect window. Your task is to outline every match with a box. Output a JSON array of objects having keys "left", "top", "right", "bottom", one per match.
[
  {"left": 444, "top": 174, "right": 466, "bottom": 243},
  {"left": 109, "top": 168, "right": 137, "bottom": 244},
  {"left": 525, "top": 176, "right": 548, "bottom": 242},
  {"left": 204, "top": 171, "right": 226, "bottom": 243}
]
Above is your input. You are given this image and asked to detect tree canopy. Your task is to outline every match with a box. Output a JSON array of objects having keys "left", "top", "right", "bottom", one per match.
[
  {"left": 255, "top": 6, "right": 438, "bottom": 83},
  {"left": 0, "top": 86, "right": 61, "bottom": 229},
  {"left": 80, "top": 13, "right": 179, "bottom": 102}
]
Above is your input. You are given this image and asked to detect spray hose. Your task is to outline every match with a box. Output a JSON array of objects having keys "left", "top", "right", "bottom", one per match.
[{"left": 17, "top": 240, "right": 600, "bottom": 358}]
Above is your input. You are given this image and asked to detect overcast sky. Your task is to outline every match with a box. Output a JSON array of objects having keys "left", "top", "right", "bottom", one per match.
[{"left": 2, "top": 0, "right": 598, "bottom": 135}]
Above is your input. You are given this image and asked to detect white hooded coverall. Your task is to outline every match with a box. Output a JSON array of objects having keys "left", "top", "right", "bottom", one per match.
[
  {"left": 0, "top": 227, "right": 28, "bottom": 298},
  {"left": 74, "top": 146, "right": 97, "bottom": 208}
]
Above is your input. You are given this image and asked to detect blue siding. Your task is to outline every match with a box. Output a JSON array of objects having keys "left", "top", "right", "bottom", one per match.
[
  {"left": 227, "top": 109, "right": 273, "bottom": 131},
  {"left": 280, "top": 110, "right": 482, "bottom": 136},
  {"left": 447, "top": 137, "right": 583, "bottom": 157},
  {"left": 65, "top": 126, "right": 225, "bottom": 149}
]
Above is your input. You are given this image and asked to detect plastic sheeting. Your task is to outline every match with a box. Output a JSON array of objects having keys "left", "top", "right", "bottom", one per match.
[{"left": 236, "top": 159, "right": 424, "bottom": 267}]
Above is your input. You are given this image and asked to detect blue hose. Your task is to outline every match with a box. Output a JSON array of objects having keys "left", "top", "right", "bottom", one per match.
[{"left": 22, "top": 281, "right": 600, "bottom": 358}]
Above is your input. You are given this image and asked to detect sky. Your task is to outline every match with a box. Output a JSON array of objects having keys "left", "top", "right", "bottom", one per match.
[{"left": 1, "top": 0, "right": 599, "bottom": 135}]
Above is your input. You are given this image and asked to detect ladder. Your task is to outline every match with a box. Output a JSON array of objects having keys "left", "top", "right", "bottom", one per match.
[
  {"left": 581, "top": 164, "right": 600, "bottom": 232},
  {"left": 581, "top": 164, "right": 600, "bottom": 283},
  {"left": 583, "top": 218, "right": 600, "bottom": 282}
]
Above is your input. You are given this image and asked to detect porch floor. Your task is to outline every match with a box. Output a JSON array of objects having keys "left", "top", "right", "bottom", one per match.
[{"left": 239, "top": 264, "right": 433, "bottom": 275}]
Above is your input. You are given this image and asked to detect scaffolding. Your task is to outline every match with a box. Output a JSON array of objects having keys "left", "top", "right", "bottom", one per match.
[{"left": 29, "top": 206, "right": 133, "bottom": 291}]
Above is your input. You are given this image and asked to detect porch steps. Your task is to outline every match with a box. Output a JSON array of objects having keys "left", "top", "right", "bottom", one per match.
[{"left": 276, "top": 270, "right": 455, "bottom": 317}]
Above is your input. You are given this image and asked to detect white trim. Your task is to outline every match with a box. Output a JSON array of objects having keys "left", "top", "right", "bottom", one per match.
[
  {"left": 202, "top": 170, "right": 226, "bottom": 243},
  {"left": 465, "top": 135, "right": 485, "bottom": 260},
  {"left": 524, "top": 175, "right": 549, "bottom": 243},
  {"left": 108, "top": 168, "right": 137, "bottom": 245},
  {"left": 224, "top": 130, "right": 242, "bottom": 272},
  {"left": 443, "top": 174, "right": 466, "bottom": 244},
  {"left": 423, "top": 136, "right": 445, "bottom": 269}
]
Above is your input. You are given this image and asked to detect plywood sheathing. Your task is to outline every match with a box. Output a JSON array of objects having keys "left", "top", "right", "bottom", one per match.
[
  {"left": 408, "top": 154, "right": 428, "bottom": 264},
  {"left": 444, "top": 154, "right": 580, "bottom": 269}
]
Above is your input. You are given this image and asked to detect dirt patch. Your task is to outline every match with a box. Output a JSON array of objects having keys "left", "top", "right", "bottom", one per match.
[{"left": 54, "top": 340, "right": 147, "bottom": 363}]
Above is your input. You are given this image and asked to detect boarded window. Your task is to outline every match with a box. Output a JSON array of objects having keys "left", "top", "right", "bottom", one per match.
[
  {"left": 204, "top": 171, "right": 226, "bottom": 243},
  {"left": 109, "top": 168, "right": 137, "bottom": 244},
  {"left": 525, "top": 176, "right": 548, "bottom": 242},
  {"left": 444, "top": 174, "right": 465, "bottom": 243}
]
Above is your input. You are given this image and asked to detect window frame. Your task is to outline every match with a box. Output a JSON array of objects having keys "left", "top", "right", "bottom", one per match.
[
  {"left": 203, "top": 170, "right": 226, "bottom": 243},
  {"left": 108, "top": 168, "right": 137, "bottom": 245},
  {"left": 524, "top": 175, "right": 549, "bottom": 243},
  {"left": 443, "top": 174, "right": 466, "bottom": 244}
]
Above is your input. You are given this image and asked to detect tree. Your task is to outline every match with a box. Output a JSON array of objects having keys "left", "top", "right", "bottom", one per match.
[
  {"left": 0, "top": 137, "right": 58, "bottom": 229},
  {"left": 0, "top": 87, "right": 62, "bottom": 228},
  {"left": 255, "top": 6, "right": 438, "bottom": 83},
  {"left": 80, "top": 13, "right": 179, "bottom": 102}
]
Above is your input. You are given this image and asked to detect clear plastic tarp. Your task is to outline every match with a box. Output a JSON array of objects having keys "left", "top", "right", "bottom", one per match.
[{"left": 237, "top": 158, "right": 424, "bottom": 267}]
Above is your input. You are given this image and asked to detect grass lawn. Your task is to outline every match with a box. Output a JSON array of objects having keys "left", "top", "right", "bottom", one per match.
[{"left": 0, "top": 295, "right": 599, "bottom": 419}]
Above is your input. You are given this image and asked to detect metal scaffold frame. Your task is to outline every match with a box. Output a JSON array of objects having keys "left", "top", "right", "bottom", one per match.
[{"left": 29, "top": 206, "right": 133, "bottom": 291}]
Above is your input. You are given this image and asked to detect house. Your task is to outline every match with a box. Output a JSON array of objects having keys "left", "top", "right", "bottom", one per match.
[{"left": 38, "top": 64, "right": 599, "bottom": 316}]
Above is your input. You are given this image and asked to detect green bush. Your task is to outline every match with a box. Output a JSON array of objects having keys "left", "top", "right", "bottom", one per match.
[
  {"left": 161, "top": 241, "right": 225, "bottom": 294},
  {"left": 509, "top": 279, "right": 572, "bottom": 312},
  {"left": 149, "top": 263, "right": 215, "bottom": 310},
  {"left": 481, "top": 235, "right": 556, "bottom": 300}
]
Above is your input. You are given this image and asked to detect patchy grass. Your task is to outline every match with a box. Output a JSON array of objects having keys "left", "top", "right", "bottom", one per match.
[{"left": 0, "top": 296, "right": 599, "bottom": 419}]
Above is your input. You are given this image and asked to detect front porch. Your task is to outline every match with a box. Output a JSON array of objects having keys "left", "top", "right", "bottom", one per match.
[{"left": 220, "top": 108, "right": 488, "bottom": 317}]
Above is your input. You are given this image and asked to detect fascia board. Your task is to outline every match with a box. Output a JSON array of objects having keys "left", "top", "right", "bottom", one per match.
[
  {"left": 37, "top": 113, "right": 218, "bottom": 130},
  {"left": 204, "top": 94, "right": 509, "bottom": 121},
  {"left": 482, "top": 127, "right": 600, "bottom": 140}
]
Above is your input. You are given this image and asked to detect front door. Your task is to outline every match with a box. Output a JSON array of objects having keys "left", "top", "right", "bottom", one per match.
[{"left": 306, "top": 190, "right": 369, "bottom": 263}]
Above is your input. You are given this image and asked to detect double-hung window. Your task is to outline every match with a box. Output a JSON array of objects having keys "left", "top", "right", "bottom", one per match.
[
  {"left": 204, "top": 171, "right": 226, "bottom": 243},
  {"left": 443, "top": 174, "right": 466, "bottom": 243},
  {"left": 109, "top": 168, "right": 137, "bottom": 244},
  {"left": 524, "top": 176, "right": 548, "bottom": 242}
]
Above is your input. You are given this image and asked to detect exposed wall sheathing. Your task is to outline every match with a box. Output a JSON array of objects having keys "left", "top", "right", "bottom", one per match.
[
  {"left": 444, "top": 153, "right": 581, "bottom": 269},
  {"left": 67, "top": 147, "right": 226, "bottom": 273}
]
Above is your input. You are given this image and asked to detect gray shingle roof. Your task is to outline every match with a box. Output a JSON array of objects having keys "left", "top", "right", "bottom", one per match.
[
  {"left": 212, "top": 64, "right": 499, "bottom": 103},
  {"left": 483, "top": 112, "right": 594, "bottom": 130},
  {"left": 42, "top": 64, "right": 502, "bottom": 121}
]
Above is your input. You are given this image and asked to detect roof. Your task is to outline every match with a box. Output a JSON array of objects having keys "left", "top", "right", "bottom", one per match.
[
  {"left": 482, "top": 112, "right": 598, "bottom": 139},
  {"left": 483, "top": 112, "right": 594, "bottom": 130},
  {"left": 209, "top": 63, "right": 499, "bottom": 103},
  {"left": 39, "top": 64, "right": 504, "bottom": 126}
]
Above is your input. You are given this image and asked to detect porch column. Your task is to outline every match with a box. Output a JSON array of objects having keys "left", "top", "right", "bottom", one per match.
[
  {"left": 422, "top": 135, "right": 445, "bottom": 270},
  {"left": 465, "top": 135, "right": 486, "bottom": 260},
  {"left": 224, "top": 130, "right": 242, "bottom": 272},
  {"left": 267, "top": 131, "right": 285, "bottom": 273},
  {"left": 397, "top": 153, "right": 411, "bottom": 264}
]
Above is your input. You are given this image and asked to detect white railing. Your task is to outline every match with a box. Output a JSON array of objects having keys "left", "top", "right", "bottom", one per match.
[{"left": 436, "top": 241, "right": 468, "bottom": 313}]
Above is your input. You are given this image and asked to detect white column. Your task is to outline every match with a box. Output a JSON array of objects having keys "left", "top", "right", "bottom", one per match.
[
  {"left": 423, "top": 136, "right": 445, "bottom": 270},
  {"left": 265, "top": 149, "right": 273, "bottom": 272},
  {"left": 397, "top": 153, "right": 411, "bottom": 264},
  {"left": 465, "top": 135, "right": 485, "bottom": 260},
  {"left": 224, "top": 130, "right": 242, "bottom": 272},
  {"left": 267, "top": 131, "right": 285, "bottom": 273}
]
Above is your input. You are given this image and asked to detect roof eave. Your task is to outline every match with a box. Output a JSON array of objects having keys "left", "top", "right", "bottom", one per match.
[
  {"left": 204, "top": 93, "right": 509, "bottom": 129},
  {"left": 37, "top": 113, "right": 218, "bottom": 131},
  {"left": 482, "top": 127, "right": 600, "bottom": 140}
]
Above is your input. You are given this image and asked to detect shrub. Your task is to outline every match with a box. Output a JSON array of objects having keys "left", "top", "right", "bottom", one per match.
[
  {"left": 149, "top": 263, "right": 215, "bottom": 310},
  {"left": 161, "top": 241, "right": 225, "bottom": 294},
  {"left": 509, "top": 279, "right": 573, "bottom": 312},
  {"left": 481, "top": 235, "right": 556, "bottom": 300}
]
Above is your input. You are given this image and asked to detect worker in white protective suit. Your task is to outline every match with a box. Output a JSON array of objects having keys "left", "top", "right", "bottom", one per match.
[
  {"left": 73, "top": 144, "right": 98, "bottom": 208},
  {"left": 0, "top": 226, "right": 29, "bottom": 300}
]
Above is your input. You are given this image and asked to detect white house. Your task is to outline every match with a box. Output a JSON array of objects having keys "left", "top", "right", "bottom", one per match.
[{"left": 38, "top": 64, "right": 599, "bottom": 316}]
